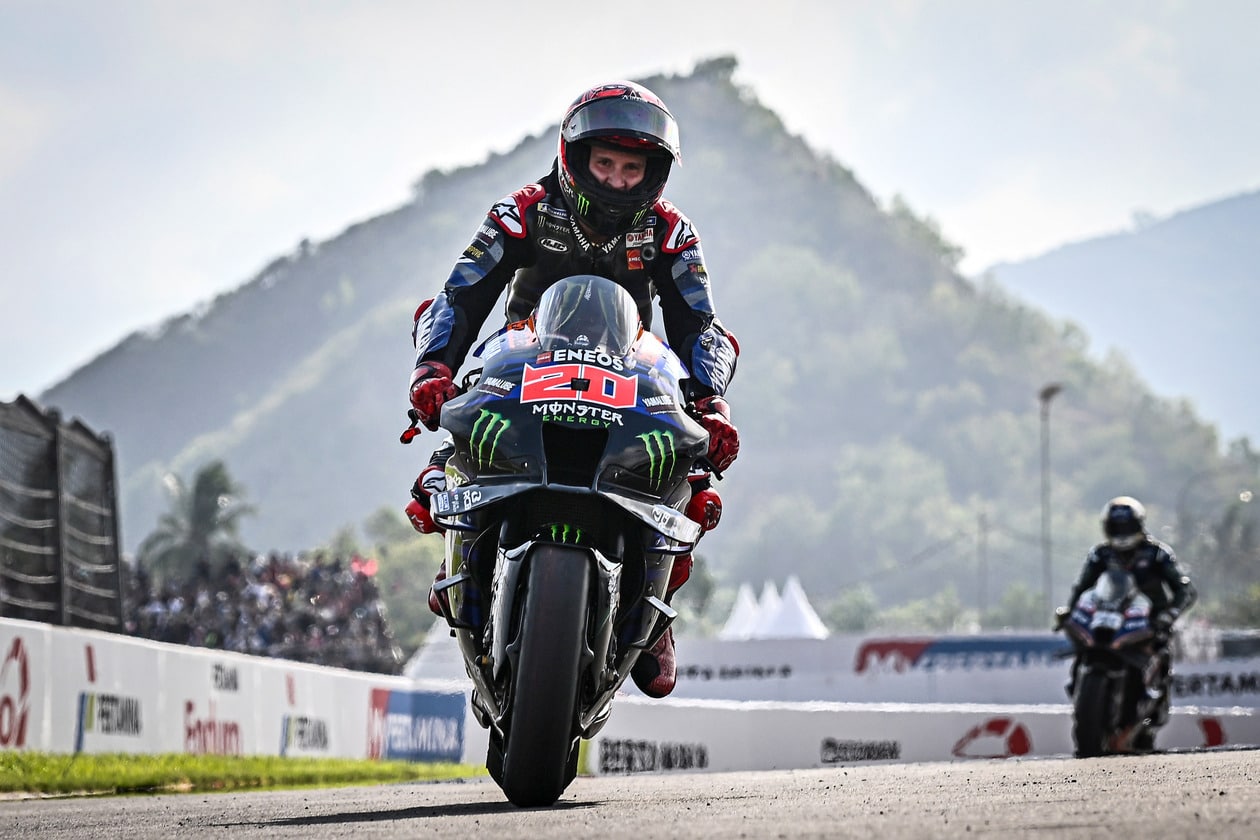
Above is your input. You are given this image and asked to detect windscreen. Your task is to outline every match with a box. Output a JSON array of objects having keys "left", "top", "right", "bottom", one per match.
[
  {"left": 1094, "top": 567, "right": 1136, "bottom": 610},
  {"left": 534, "top": 275, "right": 640, "bottom": 357}
]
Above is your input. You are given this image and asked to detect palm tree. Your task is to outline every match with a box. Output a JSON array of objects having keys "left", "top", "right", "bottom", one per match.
[{"left": 137, "top": 460, "right": 256, "bottom": 582}]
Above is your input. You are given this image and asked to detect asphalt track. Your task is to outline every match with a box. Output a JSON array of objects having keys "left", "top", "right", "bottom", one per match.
[{"left": 3, "top": 748, "right": 1257, "bottom": 839}]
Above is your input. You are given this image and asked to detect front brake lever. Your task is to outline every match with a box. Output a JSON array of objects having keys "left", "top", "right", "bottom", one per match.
[{"left": 399, "top": 409, "right": 422, "bottom": 444}]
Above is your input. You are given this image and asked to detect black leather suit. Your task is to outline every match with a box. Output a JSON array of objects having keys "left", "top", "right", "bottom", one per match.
[
  {"left": 412, "top": 167, "right": 737, "bottom": 401},
  {"left": 1065, "top": 537, "right": 1197, "bottom": 620}
]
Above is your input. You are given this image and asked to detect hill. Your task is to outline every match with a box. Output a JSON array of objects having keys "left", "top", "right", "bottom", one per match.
[
  {"left": 39, "top": 57, "right": 1257, "bottom": 619},
  {"left": 984, "top": 190, "right": 1260, "bottom": 443}
]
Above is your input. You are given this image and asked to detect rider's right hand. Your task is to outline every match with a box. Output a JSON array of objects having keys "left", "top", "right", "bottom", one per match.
[
  {"left": 409, "top": 361, "right": 457, "bottom": 431},
  {"left": 691, "top": 395, "right": 740, "bottom": 472}
]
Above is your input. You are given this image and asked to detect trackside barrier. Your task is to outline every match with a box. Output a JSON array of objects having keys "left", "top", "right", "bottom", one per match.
[
  {"left": 413, "top": 628, "right": 1260, "bottom": 709},
  {"left": 5, "top": 617, "right": 1256, "bottom": 774},
  {"left": 584, "top": 697, "right": 1260, "bottom": 775},
  {"left": 1, "top": 617, "right": 476, "bottom": 762},
  {"left": 655, "top": 635, "right": 1260, "bottom": 708}
]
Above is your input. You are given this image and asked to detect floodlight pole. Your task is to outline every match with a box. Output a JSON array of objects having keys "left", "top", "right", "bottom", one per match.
[{"left": 1039, "top": 383, "right": 1063, "bottom": 616}]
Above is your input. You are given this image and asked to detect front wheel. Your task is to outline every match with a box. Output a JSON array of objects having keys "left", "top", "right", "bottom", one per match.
[
  {"left": 499, "top": 545, "right": 590, "bottom": 807},
  {"left": 1073, "top": 670, "right": 1115, "bottom": 758}
]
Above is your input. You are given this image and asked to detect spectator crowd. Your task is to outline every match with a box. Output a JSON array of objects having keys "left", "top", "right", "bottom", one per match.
[{"left": 123, "top": 550, "right": 403, "bottom": 675}]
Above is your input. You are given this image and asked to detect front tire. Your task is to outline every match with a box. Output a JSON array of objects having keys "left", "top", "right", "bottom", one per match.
[
  {"left": 499, "top": 545, "right": 590, "bottom": 807},
  {"left": 1073, "top": 670, "right": 1114, "bottom": 758}
]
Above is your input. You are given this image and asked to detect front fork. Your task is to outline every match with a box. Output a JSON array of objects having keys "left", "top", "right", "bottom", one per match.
[{"left": 445, "top": 532, "right": 677, "bottom": 736}]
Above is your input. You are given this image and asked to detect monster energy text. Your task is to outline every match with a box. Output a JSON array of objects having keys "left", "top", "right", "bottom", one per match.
[
  {"left": 471, "top": 409, "right": 511, "bottom": 468},
  {"left": 531, "top": 403, "right": 624, "bottom": 426},
  {"left": 638, "top": 430, "right": 676, "bottom": 489}
]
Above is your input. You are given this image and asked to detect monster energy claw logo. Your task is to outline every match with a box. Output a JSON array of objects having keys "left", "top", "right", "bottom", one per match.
[
  {"left": 637, "top": 430, "right": 676, "bottom": 489},
  {"left": 471, "top": 409, "right": 510, "bottom": 468},
  {"left": 575, "top": 193, "right": 590, "bottom": 215},
  {"left": 548, "top": 523, "right": 583, "bottom": 544}
]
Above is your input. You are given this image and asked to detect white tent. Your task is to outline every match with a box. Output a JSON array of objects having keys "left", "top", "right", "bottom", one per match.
[
  {"left": 757, "top": 575, "right": 830, "bottom": 639},
  {"left": 717, "top": 582, "right": 761, "bottom": 640},
  {"left": 747, "top": 580, "right": 783, "bottom": 639}
]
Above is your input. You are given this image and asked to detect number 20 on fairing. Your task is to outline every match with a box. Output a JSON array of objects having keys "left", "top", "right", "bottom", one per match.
[{"left": 519, "top": 363, "right": 638, "bottom": 410}]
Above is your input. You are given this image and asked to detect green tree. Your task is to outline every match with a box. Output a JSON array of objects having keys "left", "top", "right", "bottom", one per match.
[
  {"left": 136, "top": 460, "right": 255, "bottom": 582},
  {"left": 1212, "top": 583, "right": 1260, "bottom": 626},
  {"left": 982, "top": 582, "right": 1044, "bottom": 630},
  {"left": 875, "top": 584, "right": 970, "bottom": 632},
  {"left": 822, "top": 585, "right": 880, "bottom": 633}
]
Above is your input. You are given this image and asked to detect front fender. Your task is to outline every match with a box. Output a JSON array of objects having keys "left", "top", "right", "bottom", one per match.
[{"left": 431, "top": 483, "right": 701, "bottom": 545}]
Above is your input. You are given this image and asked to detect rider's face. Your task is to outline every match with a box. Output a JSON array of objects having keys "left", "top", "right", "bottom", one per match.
[{"left": 587, "top": 145, "right": 647, "bottom": 191}]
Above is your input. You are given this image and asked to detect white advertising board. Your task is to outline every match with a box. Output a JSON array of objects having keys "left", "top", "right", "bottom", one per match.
[
  {"left": 0, "top": 618, "right": 473, "bottom": 762},
  {"left": 6, "top": 618, "right": 1258, "bottom": 777},
  {"left": 653, "top": 634, "right": 1260, "bottom": 710},
  {"left": 163, "top": 645, "right": 259, "bottom": 755},
  {"left": 47, "top": 624, "right": 164, "bottom": 754},
  {"left": 0, "top": 619, "right": 49, "bottom": 752},
  {"left": 586, "top": 698, "right": 1260, "bottom": 775}
]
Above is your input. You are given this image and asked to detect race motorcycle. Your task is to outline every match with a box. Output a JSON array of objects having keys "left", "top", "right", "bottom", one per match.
[
  {"left": 409, "top": 275, "right": 710, "bottom": 806},
  {"left": 1057, "top": 566, "right": 1170, "bottom": 757}
]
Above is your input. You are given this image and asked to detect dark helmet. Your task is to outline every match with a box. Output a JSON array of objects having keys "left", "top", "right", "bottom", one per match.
[
  {"left": 556, "top": 81, "right": 681, "bottom": 237},
  {"left": 1101, "top": 496, "right": 1147, "bottom": 551}
]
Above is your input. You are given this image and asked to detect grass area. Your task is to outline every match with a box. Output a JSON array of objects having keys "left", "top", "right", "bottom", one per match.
[{"left": 0, "top": 751, "right": 486, "bottom": 797}]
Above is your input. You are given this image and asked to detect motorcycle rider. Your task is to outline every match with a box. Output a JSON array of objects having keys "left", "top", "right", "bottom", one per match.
[
  {"left": 1054, "top": 496, "right": 1197, "bottom": 743},
  {"left": 404, "top": 80, "right": 740, "bottom": 699}
]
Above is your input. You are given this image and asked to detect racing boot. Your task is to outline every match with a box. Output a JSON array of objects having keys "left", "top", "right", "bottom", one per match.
[
  {"left": 1064, "top": 658, "right": 1080, "bottom": 698},
  {"left": 403, "top": 464, "right": 449, "bottom": 616},
  {"left": 405, "top": 464, "right": 447, "bottom": 535},
  {"left": 631, "top": 552, "right": 691, "bottom": 698},
  {"left": 632, "top": 626, "right": 678, "bottom": 699},
  {"left": 631, "top": 478, "right": 718, "bottom": 698},
  {"left": 684, "top": 473, "right": 723, "bottom": 534},
  {"left": 427, "top": 561, "right": 448, "bottom": 617}
]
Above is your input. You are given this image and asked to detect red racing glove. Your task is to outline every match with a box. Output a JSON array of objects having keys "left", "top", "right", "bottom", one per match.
[
  {"left": 692, "top": 395, "right": 739, "bottom": 473},
  {"left": 409, "top": 361, "right": 457, "bottom": 431}
]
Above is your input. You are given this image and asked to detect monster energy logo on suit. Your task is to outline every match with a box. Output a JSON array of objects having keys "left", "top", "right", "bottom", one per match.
[
  {"left": 637, "top": 430, "right": 676, "bottom": 489},
  {"left": 471, "top": 409, "right": 510, "bottom": 468}
]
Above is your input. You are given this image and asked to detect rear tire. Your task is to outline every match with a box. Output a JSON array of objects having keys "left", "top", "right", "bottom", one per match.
[
  {"left": 499, "top": 545, "right": 590, "bottom": 807},
  {"left": 1073, "top": 671, "right": 1113, "bottom": 758}
]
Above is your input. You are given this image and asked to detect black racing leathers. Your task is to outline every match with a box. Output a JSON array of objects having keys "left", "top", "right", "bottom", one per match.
[
  {"left": 412, "top": 168, "right": 737, "bottom": 400},
  {"left": 1065, "top": 537, "right": 1198, "bottom": 620}
]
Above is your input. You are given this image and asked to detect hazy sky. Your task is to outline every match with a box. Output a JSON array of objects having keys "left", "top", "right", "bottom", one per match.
[{"left": 3, "top": 0, "right": 1258, "bottom": 400}]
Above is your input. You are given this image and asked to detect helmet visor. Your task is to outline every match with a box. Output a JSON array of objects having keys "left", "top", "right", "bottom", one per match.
[
  {"left": 1103, "top": 515, "right": 1142, "bottom": 540},
  {"left": 563, "top": 97, "right": 681, "bottom": 162}
]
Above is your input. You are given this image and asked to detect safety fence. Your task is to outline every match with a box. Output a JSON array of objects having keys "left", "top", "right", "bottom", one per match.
[
  {"left": 0, "top": 617, "right": 464, "bottom": 758},
  {"left": 5, "top": 616, "right": 1258, "bottom": 770},
  {"left": 0, "top": 395, "right": 124, "bottom": 632}
]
